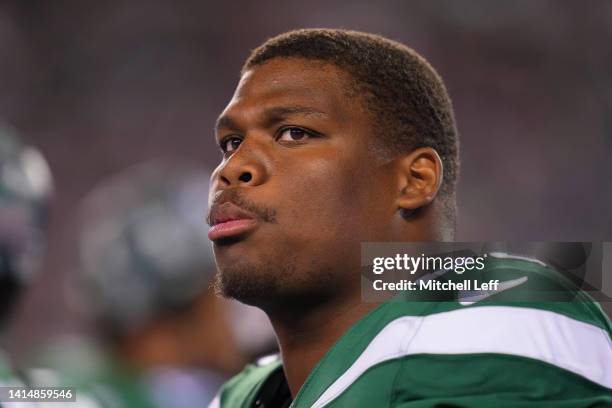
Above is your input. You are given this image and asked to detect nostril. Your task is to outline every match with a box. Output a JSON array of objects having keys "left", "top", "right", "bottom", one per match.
[{"left": 239, "top": 172, "right": 252, "bottom": 183}]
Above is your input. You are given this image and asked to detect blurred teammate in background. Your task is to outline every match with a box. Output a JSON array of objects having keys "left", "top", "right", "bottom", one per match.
[
  {"left": 0, "top": 123, "right": 52, "bottom": 401},
  {"left": 30, "top": 162, "right": 274, "bottom": 407}
]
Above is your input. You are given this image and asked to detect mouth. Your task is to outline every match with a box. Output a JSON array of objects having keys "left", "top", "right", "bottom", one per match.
[{"left": 208, "top": 202, "right": 259, "bottom": 242}]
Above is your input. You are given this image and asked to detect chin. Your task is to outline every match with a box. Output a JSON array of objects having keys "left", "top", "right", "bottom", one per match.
[{"left": 213, "top": 260, "right": 281, "bottom": 306}]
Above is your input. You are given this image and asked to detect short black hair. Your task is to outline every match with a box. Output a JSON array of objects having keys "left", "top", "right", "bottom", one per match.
[{"left": 243, "top": 29, "right": 459, "bottom": 217}]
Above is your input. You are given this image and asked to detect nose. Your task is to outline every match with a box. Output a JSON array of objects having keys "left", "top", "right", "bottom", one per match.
[{"left": 214, "top": 143, "right": 268, "bottom": 188}]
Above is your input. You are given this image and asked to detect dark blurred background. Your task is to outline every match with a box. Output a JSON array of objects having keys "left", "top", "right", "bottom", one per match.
[{"left": 1, "top": 0, "right": 610, "bottom": 362}]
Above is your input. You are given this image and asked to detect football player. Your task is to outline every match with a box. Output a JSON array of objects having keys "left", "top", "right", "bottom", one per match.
[{"left": 207, "top": 29, "right": 612, "bottom": 407}]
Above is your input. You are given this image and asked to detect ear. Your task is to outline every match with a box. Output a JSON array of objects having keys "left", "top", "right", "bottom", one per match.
[{"left": 395, "top": 147, "right": 443, "bottom": 210}]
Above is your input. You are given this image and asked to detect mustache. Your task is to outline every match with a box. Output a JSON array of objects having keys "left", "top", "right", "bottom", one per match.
[{"left": 207, "top": 189, "right": 277, "bottom": 225}]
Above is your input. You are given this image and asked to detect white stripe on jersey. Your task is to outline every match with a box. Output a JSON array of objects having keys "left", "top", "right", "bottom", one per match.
[{"left": 208, "top": 394, "right": 220, "bottom": 408}]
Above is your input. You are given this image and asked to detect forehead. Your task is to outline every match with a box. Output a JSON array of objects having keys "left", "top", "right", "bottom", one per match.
[{"left": 220, "top": 58, "right": 361, "bottom": 123}]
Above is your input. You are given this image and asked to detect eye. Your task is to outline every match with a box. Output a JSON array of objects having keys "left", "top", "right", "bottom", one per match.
[
  {"left": 277, "top": 127, "right": 311, "bottom": 142},
  {"left": 220, "top": 136, "right": 242, "bottom": 153}
]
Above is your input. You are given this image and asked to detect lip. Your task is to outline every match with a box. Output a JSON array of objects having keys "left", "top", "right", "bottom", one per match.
[
  {"left": 208, "top": 218, "right": 258, "bottom": 241},
  {"left": 208, "top": 202, "right": 258, "bottom": 241}
]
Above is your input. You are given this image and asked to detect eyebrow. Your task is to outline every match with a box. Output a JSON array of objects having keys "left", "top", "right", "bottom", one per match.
[{"left": 215, "top": 106, "right": 328, "bottom": 135}]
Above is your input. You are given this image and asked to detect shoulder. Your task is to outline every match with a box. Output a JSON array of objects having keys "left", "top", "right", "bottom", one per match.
[
  {"left": 372, "top": 273, "right": 612, "bottom": 404},
  {"left": 382, "top": 254, "right": 612, "bottom": 387},
  {"left": 316, "top": 303, "right": 612, "bottom": 406},
  {"left": 320, "top": 255, "right": 612, "bottom": 406},
  {"left": 210, "top": 354, "right": 282, "bottom": 408}
]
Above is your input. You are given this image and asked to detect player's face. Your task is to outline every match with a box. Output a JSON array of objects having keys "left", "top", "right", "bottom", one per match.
[{"left": 209, "top": 58, "right": 397, "bottom": 306}]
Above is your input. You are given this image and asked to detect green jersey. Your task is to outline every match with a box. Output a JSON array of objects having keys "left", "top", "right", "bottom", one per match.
[{"left": 211, "top": 254, "right": 612, "bottom": 407}]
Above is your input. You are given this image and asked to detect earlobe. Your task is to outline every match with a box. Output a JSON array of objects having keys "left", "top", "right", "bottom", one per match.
[{"left": 395, "top": 147, "right": 443, "bottom": 211}]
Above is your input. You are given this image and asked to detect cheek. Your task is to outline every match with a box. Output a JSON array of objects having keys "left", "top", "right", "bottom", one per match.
[{"left": 276, "top": 153, "right": 371, "bottom": 244}]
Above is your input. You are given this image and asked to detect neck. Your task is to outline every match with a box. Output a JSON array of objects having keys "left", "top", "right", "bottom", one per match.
[{"left": 267, "top": 293, "right": 379, "bottom": 398}]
